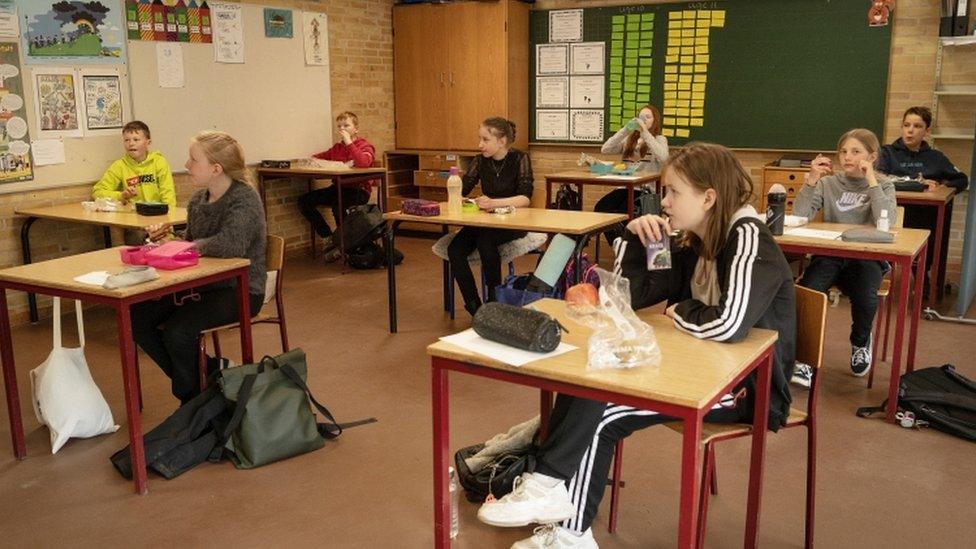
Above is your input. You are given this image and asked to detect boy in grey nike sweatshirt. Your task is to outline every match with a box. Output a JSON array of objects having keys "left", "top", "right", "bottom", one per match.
[{"left": 793, "top": 129, "right": 896, "bottom": 378}]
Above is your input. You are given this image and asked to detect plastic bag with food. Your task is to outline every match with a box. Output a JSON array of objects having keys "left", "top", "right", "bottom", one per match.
[{"left": 566, "top": 267, "right": 662, "bottom": 370}]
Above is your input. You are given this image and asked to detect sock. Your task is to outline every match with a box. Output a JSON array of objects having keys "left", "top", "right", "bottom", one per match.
[{"left": 529, "top": 472, "right": 565, "bottom": 489}]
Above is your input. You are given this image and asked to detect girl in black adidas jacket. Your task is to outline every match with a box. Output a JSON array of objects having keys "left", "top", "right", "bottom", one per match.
[{"left": 477, "top": 143, "right": 796, "bottom": 549}]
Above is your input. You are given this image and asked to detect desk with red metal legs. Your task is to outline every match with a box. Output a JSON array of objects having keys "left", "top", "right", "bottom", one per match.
[
  {"left": 0, "top": 248, "right": 254, "bottom": 495},
  {"left": 428, "top": 299, "right": 777, "bottom": 548},
  {"left": 896, "top": 187, "right": 956, "bottom": 307},
  {"left": 775, "top": 223, "right": 929, "bottom": 422}
]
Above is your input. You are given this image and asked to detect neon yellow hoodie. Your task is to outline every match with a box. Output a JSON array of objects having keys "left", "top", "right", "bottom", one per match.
[{"left": 92, "top": 151, "right": 176, "bottom": 206}]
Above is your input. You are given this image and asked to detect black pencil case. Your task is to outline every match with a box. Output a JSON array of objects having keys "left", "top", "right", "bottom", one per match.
[
  {"left": 135, "top": 201, "right": 169, "bottom": 216},
  {"left": 472, "top": 302, "right": 564, "bottom": 353}
]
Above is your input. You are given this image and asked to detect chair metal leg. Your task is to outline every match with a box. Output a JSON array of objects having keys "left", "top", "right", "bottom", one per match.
[
  {"left": 448, "top": 271, "right": 455, "bottom": 319},
  {"left": 708, "top": 444, "right": 718, "bottom": 495},
  {"left": 197, "top": 335, "right": 208, "bottom": 391},
  {"left": 608, "top": 439, "right": 624, "bottom": 534},
  {"left": 805, "top": 420, "right": 818, "bottom": 549},
  {"left": 883, "top": 271, "right": 894, "bottom": 362},
  {"left": 211, "top": 332, "right": 222, "bottom": 359},
  {"left": 869, "top": 293, "right": 886, "bottom": 389},
  {"left": 697, "top": 442, "right": 713, "bottom": 549}
]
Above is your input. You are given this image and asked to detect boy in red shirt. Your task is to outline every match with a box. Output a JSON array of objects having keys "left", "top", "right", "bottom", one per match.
[{"left": 298, "top": 111, "right": 376, "bottom": 262}]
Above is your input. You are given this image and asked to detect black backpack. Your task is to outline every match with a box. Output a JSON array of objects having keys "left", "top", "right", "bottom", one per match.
[
  {"left": 346, "top": 242, "right": 404, "bottom": 270},
  {"left": 454, "top": 443, "right": 537, "bottom": 503},
  {"left": 857, "top": 364, "right": 976, "bottom": 442},
  {"left": 340, "top": 204, "right": 386, "bottom": 250},
  {"left": 554, "top": 184, "right": 581, "bottom": 211}
]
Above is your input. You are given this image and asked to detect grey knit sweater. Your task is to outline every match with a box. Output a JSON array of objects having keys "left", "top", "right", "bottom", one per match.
[
  {"left": 184, "top": 180, "right": 267, "bottom": 295},
  {"left": 793, "top": 173, "right": 897, "bottom": 227}
]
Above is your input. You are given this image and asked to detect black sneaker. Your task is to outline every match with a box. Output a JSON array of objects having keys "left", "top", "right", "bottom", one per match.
[
  {"left": 850, "top": 340, "right": 872, "bottom": 377},
  {"left": 323, "top": 247, "right": 342, "bottom": 263},
  {"left": 791, "top": 362, "right": 813, "bottom": 388}
]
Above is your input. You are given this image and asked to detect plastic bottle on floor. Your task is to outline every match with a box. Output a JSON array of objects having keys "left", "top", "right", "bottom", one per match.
[{"left": 449, "top": 466, "right": 460, "bottom": 539}]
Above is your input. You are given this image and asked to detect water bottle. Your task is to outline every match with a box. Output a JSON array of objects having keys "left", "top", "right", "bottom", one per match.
[
  {"left": 625, "top": 118, "right": 640, "bottom": 131},
  {"left": 877, "top": 209, "right": 890, "bottom": 232},
  {"left": 448, "top": 466, "right": 460, "bottom": 539},
  {"left": 766, "top": 183, "right": 786, "bottom": 236},
  {"left": 447, "top": 166, "right": 463, "bottom": 215}
]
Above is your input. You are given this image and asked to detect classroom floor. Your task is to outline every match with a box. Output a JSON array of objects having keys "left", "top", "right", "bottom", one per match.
[{"left": 1, "top": 236, "right": 975, "bottom": 548}]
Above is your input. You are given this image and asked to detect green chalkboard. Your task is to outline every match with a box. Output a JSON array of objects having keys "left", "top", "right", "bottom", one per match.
[{"left": 529, "top": 1, "right": 892, "bottom": 150}]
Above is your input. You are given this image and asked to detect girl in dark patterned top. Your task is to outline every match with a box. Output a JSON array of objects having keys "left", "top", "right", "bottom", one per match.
[{"left": 448, "top": 117, "right": 534, "bottom": 316}]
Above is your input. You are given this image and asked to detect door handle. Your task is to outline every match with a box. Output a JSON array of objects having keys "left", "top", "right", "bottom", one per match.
[{"left": 449, "top": 71, "right": 454, "bottom": 86}]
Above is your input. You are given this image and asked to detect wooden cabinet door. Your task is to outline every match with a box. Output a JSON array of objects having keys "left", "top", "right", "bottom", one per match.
[
  {"left": 394, "top": 5, "right": 448, "bottom": 149},
  {"left": 444, "top": 1, "right": 507, "bottom": 149}
]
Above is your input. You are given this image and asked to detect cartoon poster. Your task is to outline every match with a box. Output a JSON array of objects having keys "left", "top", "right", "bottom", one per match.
[
  {"left": 81, "top": 73, "right": 123, "bottom": 135},
  {"left": 0, "top": 42, "right": 33, "bottom": 183},
  {"left": 21, "top": 0, "right": 125, "bottom": 63},
  {"left": 264, "top": 8, "right": 292, "bottom": 38},
  {"left": 303, "top": 12, "right": 327, "bottom": 66},
  {"left": 32, "top": 68, "right": 83, "bottom": 138}
]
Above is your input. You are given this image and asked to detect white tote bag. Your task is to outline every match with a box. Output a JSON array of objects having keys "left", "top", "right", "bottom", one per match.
[{"left": 30, "top": 297, "right": 119, "bottom": 454}]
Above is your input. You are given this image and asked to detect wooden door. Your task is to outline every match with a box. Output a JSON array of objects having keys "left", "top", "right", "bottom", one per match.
[
  {"left": 444, "top": 1, "right": 507, "bottom": 150},
  {"left": 394, "top": 5, "right": 448, "bottom": 149}
]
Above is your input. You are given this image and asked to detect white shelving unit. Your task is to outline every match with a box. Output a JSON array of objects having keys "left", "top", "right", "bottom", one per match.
[{"left": 933, "top": 36, "right": 976, "bottom": 142}]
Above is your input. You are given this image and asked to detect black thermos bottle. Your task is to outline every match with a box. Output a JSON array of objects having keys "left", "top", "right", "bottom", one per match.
[{"left": 766, "top": 183, "right": 787, "bottom": 236}]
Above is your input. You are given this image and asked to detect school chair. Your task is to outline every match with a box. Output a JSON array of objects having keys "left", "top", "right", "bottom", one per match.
[
  {"left": 196, "top": 234, "right": 289, "bottom": 389},
  {"left": 431, "top": 232, "right": 548, "bottom": 318},
  {"left": 607, "top": 286, "right": 828, "bottom": 549}
]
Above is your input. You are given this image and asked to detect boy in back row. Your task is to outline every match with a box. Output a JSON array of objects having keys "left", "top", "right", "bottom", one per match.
[{"left": 92, "top": 120, "right": 176, "bottom": 208}]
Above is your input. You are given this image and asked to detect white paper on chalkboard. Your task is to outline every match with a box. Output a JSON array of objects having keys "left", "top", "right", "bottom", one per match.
[
  {"left": 536, "top": 76, "right": 568, "bottom": 108},
  {"left": 571, "top": 42, "right": 604, "bottom": 74},
  {"left": 570, "top": 109, "right": 604, "bottom": 142},
  {"left": 537, "top": 110, "right": 569, "bottom": 141},
  {"left": 536, "top": 44, "right": 568, "bottom": 75},
  {"left": 549, "top": 9, "right": 583, "bottom": 43},
  {"left": 570, "top": 75, "right": 604, "bottom": 109}
]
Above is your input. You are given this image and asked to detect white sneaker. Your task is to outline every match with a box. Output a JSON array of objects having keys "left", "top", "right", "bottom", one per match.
[
  {"left": 477, "top": 473, "right": 576, "bottom": 527},
  {"left": 512, "top": 525, "right": 598, "bottom": 549},
  {"left": 791, "top": 362, "right": 813, "bottom": 388}
]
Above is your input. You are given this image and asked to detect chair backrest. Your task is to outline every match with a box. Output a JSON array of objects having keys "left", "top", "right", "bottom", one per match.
[
  {"left": 893, "top": 205, "right": 905, "bottom": 229},
  {"left": 266, "top": 234, "right": 285, "bottom": 272},
  {"left": 795, "top": 286, "right": 828, "bottom": 370}
]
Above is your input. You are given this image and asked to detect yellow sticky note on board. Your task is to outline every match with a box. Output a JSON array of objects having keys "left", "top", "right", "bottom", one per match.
[
  {"left": 676, "top": 128, "right": 690, "bottom": 138},
  {"left": 681, "top": 29, "right": 695, "bottom": 37},
  {"left": 697, "top": 19, "right": 710, "bottom": 28},
  {"left": 668, "top": 37, "right": 681, "bottom": 47},
  {"left": 678, "top": 100, "right": 690, "bottom": 108},
  {"left": 664, "top": 117, "right": 676, "bottom": 126},
  {"left": 682, "top": 46, "right": 694, "bottom": 55},
  {"left": 665, "top": 73, "right": 678, "bottom": 82},
  {"left": 692, "top": 83, "right": 706, "bottom": 92},
  {"left": 697, "top": 28, "right": 710, "bottom": 38},
  {"left": 694, "top": 74, "right": 708, "bottom": 83},
  {"left": 698, "top": 10, "right": 711, "bottom": 17},
  {"left": 679, "top": 74, "right": 692, "bottom": 82},
  {"left": 680, "top": 65, "right": 693, "bottom": 73},
  {"left": 670, "top": 11, "right": 684, "bottom": 19},
  {"left": 681, "top": 55, "right": 694, "bottom": 63},
  {"left": 682, "top": 10, "right": 696, "bottom": 17},
  {"left": 665, "top": 65, "right": 678, "bottom": 74},
  {"left": 682, "top": 37, "right": 695, "bottom": 45},
  {"left": 695, "top": 64, "right": 708, "bottom": 73},
  {"left": 665, "top": 91, "right": 678, "bottom": 99},
  {"left": 669, "top": 20, "right": 681, "bottom": 29},
  {"left": 691, "top": 100, "right": 704, "bottom": 108},
  {"left": 667, "top": 55, "right": 679, "bottom": 63},
  {"left": 663, "top": 128, "right": 675, "bottom": 137},
  {"left": 664, "top": 82, "right": 677, "bottom": 91},
  {"left": 682, "top": 20, "right": 695, "bottom": 29},
  {"left": 678, "top": 82, "right": 691, "bottom": 91},
  {"left": 678, "top": 118, "right": 690, "bottom": 126},
  {"left": 691, "top": 92, "right": 705, "bottom": 100},
  {"left": 695, "top": 45, "right": 709, "bottom": 54},
  {"left": 691, "top": 108, "right": 704, "bottom": 117},
  {"left": 712, "top": 18, "right": 725, "bottom": 28},
  {"left": 667, "top": 46, "right": 679, "bottom": 55},
  {"left": 697, "top": 55, "right": 710, "bottom": 63},
  {"left": 678, "top": 91, "right": 691, "bottom": 99},
  {"left": 691, "top": 118, "right": 704, "bottom": 127},
  {"left": 713, "top": 10, "right": 726, "bottom": 18},
  {"left": 695, "top": 36, "right": 708, "bottom": 45},
  {"left": 676, "top": 108, "right": 690, "bottom": 116}
]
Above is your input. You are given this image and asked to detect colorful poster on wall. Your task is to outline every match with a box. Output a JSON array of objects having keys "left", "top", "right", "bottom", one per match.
[
  {"left": 0, "top": 42, "right": 33, "bottom": 183},
  {"left": 264, "top": 8, "right": 292, "bottom": 38},
  {"left": 303, "top": 12, "right": 327, "bottom": 66},
  {"left": 21, "top": 0, "right": 125, "bottom": 63},
  {"left": 32, "top": 68, "right": 83, "bottom": 138},
  {"left": 126, "top": 0, "right": 211, "bottom": 43},
  {"left": 82, "top": 73, "right": 123, "bottom": 135},
  {"left": 0, "top": 0, "right": 19, "bottom": 39}
]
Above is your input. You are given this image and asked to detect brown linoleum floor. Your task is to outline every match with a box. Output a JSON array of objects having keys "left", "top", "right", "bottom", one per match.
[{"left": 1, "top": 236, "right": 975, "bottom": 548}]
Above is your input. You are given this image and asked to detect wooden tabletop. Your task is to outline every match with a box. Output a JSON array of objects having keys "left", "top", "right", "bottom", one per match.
[
  {"left": 15, "top": 203, "right": 188, "bottom": 230},
  {"left": 0, "top": 247, "right": 249, "bottom": 299},
  {"left": 427, "top": 299, "right": 778, "bottom": 410},
  {"left": 895, "top": 185, "right": 956, "bottom": 205},
  {"left": 384, "top": 206, "right": 627, "bottom": 235},
  {"left": 256, "top": 165, "right": 386, "bottom": 177},
  {"left": 545, "top": 170, "right": 661, "bottom": 183},
  {"left": 775, "top": 222, "right": 929, "bottom": 258}
]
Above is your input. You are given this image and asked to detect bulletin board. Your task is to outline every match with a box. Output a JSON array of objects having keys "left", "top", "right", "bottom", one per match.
[
  {"left": 529, "top": 0, "right": 893, "bottom": 150},
  {"left": 0, "top": 1, "right": 331, "bottom": 194}
]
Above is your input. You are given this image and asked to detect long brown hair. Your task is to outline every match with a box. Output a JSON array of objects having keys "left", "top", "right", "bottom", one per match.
[
  {"left": 623, "top": 104, "right": 662, "bottom": 160},
  {"left": 664, "top": 142, "right": 753, "bottom": 260}
]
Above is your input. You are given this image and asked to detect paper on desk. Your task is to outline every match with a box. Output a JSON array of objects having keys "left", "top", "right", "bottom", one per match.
[
  {"left": 785, "top": 227, "right": 842, "bottom": 240},
  {"left": 73, "top": 271, "right": 110, "bottom": 286},
  {"left": 784, "top": 215, "right": 808, "bottom": 227},
  {"left": 597, "top": 174, "right": 641, "bottom": 180},
  {"left": 439, "top": 328, "right": 576, "bottom": 367}
]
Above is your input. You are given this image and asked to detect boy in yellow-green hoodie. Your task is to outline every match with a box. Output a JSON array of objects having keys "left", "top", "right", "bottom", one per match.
[{"left": 92, "top": 121, "right": 176, "bottom": 206}]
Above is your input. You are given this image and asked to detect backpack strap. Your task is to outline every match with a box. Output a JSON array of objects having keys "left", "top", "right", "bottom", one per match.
[
  {"left": 276, "top": 362, "right": 377, "bottom": 439},
  {"left": 856, "top": 400, "right": 888, "bottom": 418},
  {"left": 900, "top": 391, "right": 976, "bottom": 413},
  {"left": 209, "top": 371, "right": 259, "bottom": 462}
]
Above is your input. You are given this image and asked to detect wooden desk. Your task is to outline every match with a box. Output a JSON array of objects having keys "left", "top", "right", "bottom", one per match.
[
  {"left": 428, "top": 299, "right": 777, "bottom": 548},
  {"left": 544, "top": 170, "right": 661, "bottom": 217},
  {"left": 255, "top": 165, "right": 388, "bottom": 260},
  {"left": 15, "top": 203, "right": 189, "bottom": 322},
  {"left": 0, "top": 248, "right": 253, "bottom": 495},
  {"left": 775, "top": 223, "right": 929, "bottom": 422},
  {"left": 896, "top": 186, "right": 956, "bottom": 307},
  {"left": 382, "top": 207, "right": 627, "bottom": 333}
]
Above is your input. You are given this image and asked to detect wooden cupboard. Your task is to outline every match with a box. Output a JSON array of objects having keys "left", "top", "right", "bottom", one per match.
[{"left": 393, "top": 0, "right": 528, "bottom": 151}]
